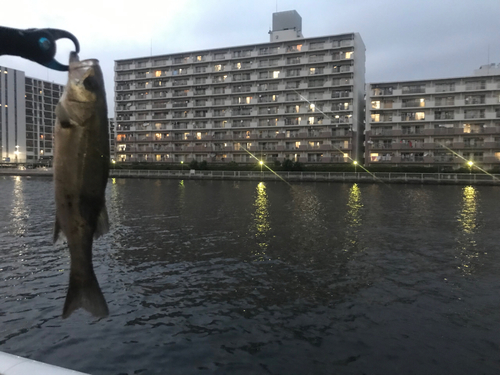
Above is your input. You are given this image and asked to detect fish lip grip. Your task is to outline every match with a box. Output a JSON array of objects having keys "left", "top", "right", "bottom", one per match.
[{"left": 0, "top": 26, "right": 80, "bottom": 71}]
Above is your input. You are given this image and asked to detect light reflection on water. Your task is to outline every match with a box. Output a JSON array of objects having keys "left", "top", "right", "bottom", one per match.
[
  {"left": 251, "top": 182, "right": 270, "bottom": 260},
  {"left": 0, "top": 178, "right": 499, "bottom": 375},
  {"left": 344, "top": 183, "right": 363, "bottom": 252},
  {"left": 456, "top": 185, "right": 480, "bottom": 274}
]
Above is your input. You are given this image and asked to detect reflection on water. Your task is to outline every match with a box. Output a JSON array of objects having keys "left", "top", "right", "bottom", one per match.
[
  {"left": 251, "top": 182, "right": 270, "bottom": 260},
  {"left": 460, "top": 186, "right": 477, "bottom": 234},
  {"left": 11, "top": 176, "right": 27, "bottom": 238},
  {"left": 1, "top": 179, "right": 499, "bottom": 375},
  {"left": 343, "top": 183, "right": 363, "bottom": 252},
  {"left": 457, "top": 186, "right": 480, "bottom": 274}
]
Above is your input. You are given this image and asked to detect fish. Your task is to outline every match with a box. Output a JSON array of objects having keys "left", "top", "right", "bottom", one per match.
[{"left": 53, "top": 52, "right": 110, "bottom": 319}]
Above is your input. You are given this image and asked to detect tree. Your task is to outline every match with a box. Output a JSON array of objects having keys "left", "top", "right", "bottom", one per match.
[
  {"left": 282, "top": 159, "right": 294, "bottom": 171},
  {"left": 189, "top": 160, "right": 199, "bottom": 169}
]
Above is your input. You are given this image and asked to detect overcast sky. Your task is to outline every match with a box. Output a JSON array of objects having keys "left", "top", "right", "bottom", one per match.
[{"left": 1, "top": 0, "right": 499, "bottom": 117}]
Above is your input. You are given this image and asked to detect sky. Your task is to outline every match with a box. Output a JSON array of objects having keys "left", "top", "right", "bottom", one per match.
[{"left": 1, "top": 0, "right": 499, "bottom": 117}]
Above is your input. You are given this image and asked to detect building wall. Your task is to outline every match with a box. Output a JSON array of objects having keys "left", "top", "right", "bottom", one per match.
[
  {"left": 114, "top": 33, "right": 366, "bottom": 166},
  {"left": 24, "top": 78, "right": 64, "bottom": 162},
  {"left": 366, "top": 72, "right": 500, "bottom": 169},
  {"left": 0, "top": 67, "right": 63, "bottom": 163},
  {"left": 0, "top": 67, "right": 25, "bottom": 162}
]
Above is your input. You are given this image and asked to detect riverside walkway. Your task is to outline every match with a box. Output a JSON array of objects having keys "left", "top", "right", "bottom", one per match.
[{"left": 1, "top": 168, "right": 498, "bottom": 185}]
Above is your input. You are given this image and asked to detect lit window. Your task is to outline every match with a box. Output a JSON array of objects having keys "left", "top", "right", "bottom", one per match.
[
  {"left": 345, "top": 52, "right": 353, "bottom": 59},
  {"left": 273, "top": 71, "right": 280, "bottom": 78},
  {"left": 415, "top": 112, "right": 425, "bottom": 120},
  {"left": 343, "top": 153, "right": 348, "bottom": 158},
  {"left": 370, "top": 153, "right": 379, "bottom": 162},
  {"left": 214, "top": 64, "right": 222, "bottom": 71},
  {"left": 371, "top": 114, "right": 380, "bottom": 122},
  {"left": 371, "top": 101, "right": 380, "bottom": 109},
  {"left": 236, "top": 63, "right": 241, "bottom": 69},
  {"left": 155, "top": 70, "right": 161, "bottom": 77}
]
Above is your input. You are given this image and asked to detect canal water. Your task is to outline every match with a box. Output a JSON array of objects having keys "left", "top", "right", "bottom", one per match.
[{"left": 0, "top": 176, "right": 499, "bottom": 375}]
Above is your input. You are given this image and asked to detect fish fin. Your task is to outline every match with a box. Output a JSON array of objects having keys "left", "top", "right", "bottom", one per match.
[
  {"left": 53, "top": 217, "right": 66, "bottom": 244},
  {"left": 94, "top": 205, "right": 109, "bottom": 239},
  {"left": 62, "top": 271, "right": 109, "bottom": 319}
]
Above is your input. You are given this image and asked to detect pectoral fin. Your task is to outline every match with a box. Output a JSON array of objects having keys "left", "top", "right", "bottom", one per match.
[
  {"left": 94, "top": 205, "right": 109, "bottom": 239},
  {"left": 53, "top": 217, "right": 66, "bottom": 244}
]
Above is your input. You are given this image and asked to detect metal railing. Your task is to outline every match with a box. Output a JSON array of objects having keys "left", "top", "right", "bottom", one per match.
[{"left": 108, "top": 170, "right": 500, "bottom": 184}]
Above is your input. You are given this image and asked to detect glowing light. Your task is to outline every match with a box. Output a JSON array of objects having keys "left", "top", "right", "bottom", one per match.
[
  {"left": 353, "top": 161, "right": 358, "bottom": 165},
  {"left": 259, "top": 161, "right": 264, "bottom": 165},
  {"left": 467, "top": 161, "right": 474, "bottom": 167}
]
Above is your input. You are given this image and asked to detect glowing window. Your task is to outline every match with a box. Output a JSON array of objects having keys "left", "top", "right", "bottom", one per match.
[
  {"left": 415, "top": 112, "right": 425, "bottom": 120},
  {"left": 273, "top": 71, "right": 280, "bottom": 78},
  {"left": 345, "top": 51, "right": 353, "bottom": 59},
  {"left": 370, "top": 153, "right": 379, "bottom": 162}
]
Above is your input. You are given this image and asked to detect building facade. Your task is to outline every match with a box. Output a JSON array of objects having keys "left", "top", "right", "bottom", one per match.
[
  {"left": 0, "top": 66, "right": 65, "bottom": 163},
  {"left": 24, "top": 76, "right": 64, "bottom": 163},
  {"left": 366, "top": 64, "right": 500, "bottom": 170},
  {"left": 114, "top": 11, "right": 366, "bottom": 166},
  {"left": 0, "top": 66, "right": 26, "bottom": 162}
]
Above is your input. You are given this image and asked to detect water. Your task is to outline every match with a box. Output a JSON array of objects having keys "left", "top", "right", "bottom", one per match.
[{"left": 0, "top": 176, "right": 499, "bottom": 375}]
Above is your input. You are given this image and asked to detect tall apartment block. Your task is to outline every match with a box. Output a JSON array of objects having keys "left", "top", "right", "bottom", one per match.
[
  {"left": 1, "top": 65, "right": 64, "bottom": 163},
  {"left": 114, "top": 10, "right": 366, "bottom": 165},
  {"left": 366, "top": 64, "right": 500, "bottom": 170}
]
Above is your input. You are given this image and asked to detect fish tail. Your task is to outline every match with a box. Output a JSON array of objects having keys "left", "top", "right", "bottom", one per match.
[{"left": 62, "top": 271, "right": 109, "bottom": 319}]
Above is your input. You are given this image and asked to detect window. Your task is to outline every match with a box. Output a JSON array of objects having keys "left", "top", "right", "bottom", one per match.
[
  {"left": 309, "top": 41, "right": 324, "bottom": 50},
  {"left": 286, "top": 44, "right": 302, "bottom": 52}
]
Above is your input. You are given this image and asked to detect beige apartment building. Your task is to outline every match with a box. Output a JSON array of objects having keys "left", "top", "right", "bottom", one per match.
[
  {"left": 114, "top": 11, "right": 366, "bottom": 166},
  {"left": 366, "top": 64, "right": 500, "bottom": 170}
]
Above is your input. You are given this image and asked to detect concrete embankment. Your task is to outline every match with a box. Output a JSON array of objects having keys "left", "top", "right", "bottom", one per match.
[{"left": 1, "top": 168, "right": 499, "bottom": 185}]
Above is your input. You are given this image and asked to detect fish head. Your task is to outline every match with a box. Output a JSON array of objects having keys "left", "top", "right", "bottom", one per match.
[{"left": 65, "top": 52, "right": 102, "bottom": 104}]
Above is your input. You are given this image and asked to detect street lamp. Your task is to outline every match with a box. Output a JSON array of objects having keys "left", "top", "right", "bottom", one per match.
[
  {"left": 181, "top": 160, "right": 184, "bottom": 171},
  {"left": 467, "top": 160, "right": 473, "bottom": 175},
  {"left": 259, "top": 160, "right": 263, "bottom": 173},
  {"left": 353, "top": 160, "right": 358, "bottom": 173}
]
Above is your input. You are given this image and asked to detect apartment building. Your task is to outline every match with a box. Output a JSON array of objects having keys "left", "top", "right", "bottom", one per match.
[
  {"left": 366, "top": 64, "right": 500, "bottom": 170},
  {"left": 108, "top": 118, "right": 116, "bottom": 159},
  {"left": 24, "top": 76, "right": 64, "bottom": 163},
  {"left": 0, "top": 66, "right": 64, "bottom": 163},
  {"left": 114, "top": 10, "right": 366, "bottom": 166}
]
